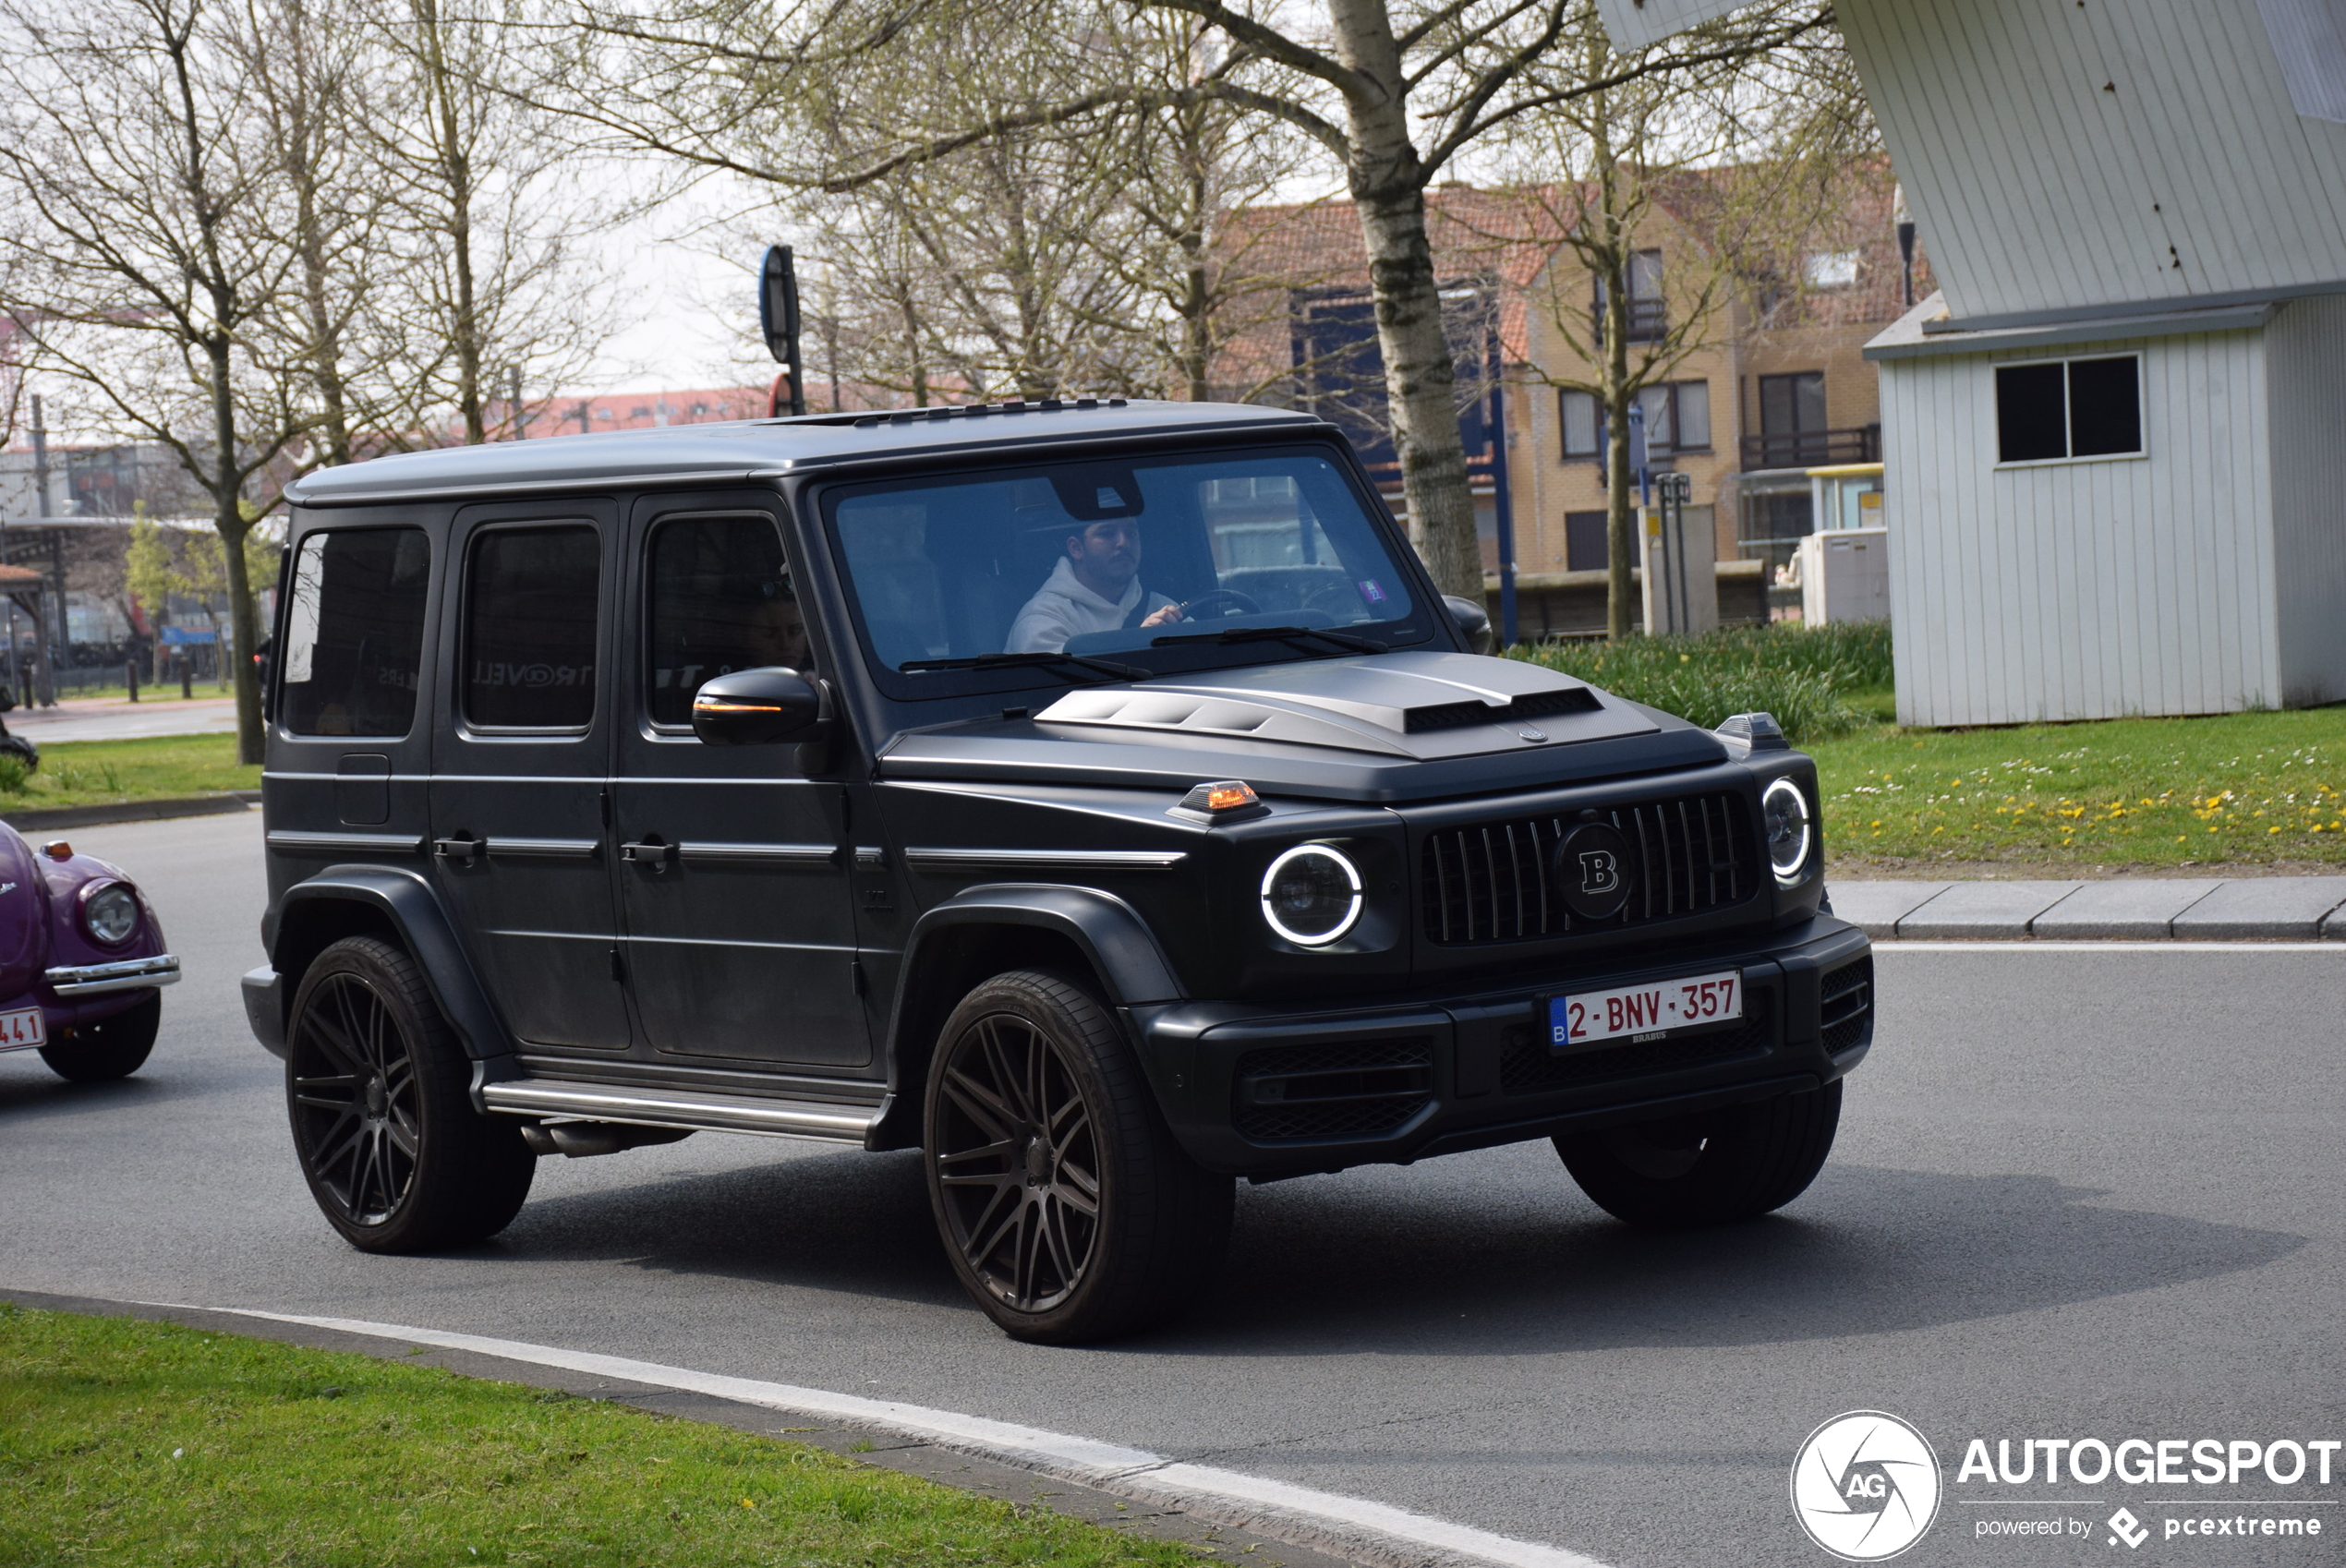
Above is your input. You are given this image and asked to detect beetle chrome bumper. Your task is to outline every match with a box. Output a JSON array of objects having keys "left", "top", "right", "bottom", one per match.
[{"left": 44, "top": 954, "right": 181, "bottom": 996}]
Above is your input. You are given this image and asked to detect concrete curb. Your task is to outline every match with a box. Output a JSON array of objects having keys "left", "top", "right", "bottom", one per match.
[
  {"left": 0, "top": 1289, "right": 1605, "bottom": 1568},
  {"left": 1832, "top": 876, "right": 2346, "bottom": 941},
  {"left": 1, "top": 791, "right": 259, "bottom": 832}
]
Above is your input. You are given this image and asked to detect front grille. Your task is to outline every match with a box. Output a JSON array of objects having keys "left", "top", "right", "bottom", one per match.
[
  {"left": 1820, "top": 957, "right": 1873, "bottom": 1055},
  {"left": 1421, "top": 790, "right": 1756, "bottom": 945},
  {"left": 1231, "top": 1037, "right": 1433, "bottom": 1141},
  {"left": 1500, "top": 991, "right": 1774, "bottom": 1096}
]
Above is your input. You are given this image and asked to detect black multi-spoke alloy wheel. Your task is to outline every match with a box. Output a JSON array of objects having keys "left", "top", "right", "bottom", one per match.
[
  {"left": 38, "top": 990, "right": 160, "bottom": 1082},
  {"left": 1554, "top": 1080, "right": 1842, "bottom": 1228},
  {"left": 924, "top": 970, "right": 1233, "bottom": 1344},
  {"left": 286, "top": 935, "right": 534, "bottom": 1252}
]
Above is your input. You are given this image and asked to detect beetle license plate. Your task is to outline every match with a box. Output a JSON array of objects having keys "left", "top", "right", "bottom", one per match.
[
  {"left": 0, "top": 1005, "right": 46, "bottom": 1051},
  {"left": 1547, "top": 970, "right": 1741, "bottom": 1051}
]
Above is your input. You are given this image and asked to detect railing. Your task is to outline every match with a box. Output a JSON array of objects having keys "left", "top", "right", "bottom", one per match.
[
  {"left": 1590, "top": 296, "right": 1670, "bottom": 344},
  {"left": 1739, "top": 425, "right": 1881, "bottom": 471}
]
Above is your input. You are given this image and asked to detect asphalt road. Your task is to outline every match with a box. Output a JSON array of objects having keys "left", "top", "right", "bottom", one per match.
[
  {"left": 7, "top": 696, "right": 238, "bottom": 743},
  {"left": 5, "top": 812, "right": 2341, "bottom": 1568}
]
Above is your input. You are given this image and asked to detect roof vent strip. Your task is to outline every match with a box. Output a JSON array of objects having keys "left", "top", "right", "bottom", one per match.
[{"left": 850, "top": 396, "right": 1126, "bottom": 430}]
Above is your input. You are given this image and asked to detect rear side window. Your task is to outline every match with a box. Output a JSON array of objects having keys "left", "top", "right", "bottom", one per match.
[
  {"left": 645, "top": 513, "right": 805, "bottom": 729},
  {"left": 280, "top": 527, "right": 430, "bottom": 737},
  {"left": 465, "top": 525, "right": 601, "bottom": 730}
]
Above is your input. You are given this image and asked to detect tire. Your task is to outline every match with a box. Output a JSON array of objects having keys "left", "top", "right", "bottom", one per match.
[
  {"left": 285, "top": 935, "right": 535, "bottom": 1253},
  {"left": 923, "top": 969, "right": 1233, "bottom": 1345},
  {"left": 1554, "top": 1080, "right": 1842, "bottom": 1228},
  {"left": 38, "top": 990, "right": 160, "bottom": 1081}
]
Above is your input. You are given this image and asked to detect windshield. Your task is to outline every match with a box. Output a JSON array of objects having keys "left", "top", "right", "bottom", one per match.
[{"left": 828, "top": 446, "right": 1431, "bottom": 694}]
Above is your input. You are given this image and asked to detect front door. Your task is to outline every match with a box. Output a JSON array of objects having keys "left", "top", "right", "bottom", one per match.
[
  {"left": 429, "top": 503, "right": 630, "bottom": 1052},
  {"left": 610, "top": 495, "right": 868, "bottom": 1067}
]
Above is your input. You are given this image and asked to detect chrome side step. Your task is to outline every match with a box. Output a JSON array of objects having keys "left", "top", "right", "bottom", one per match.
[{"left": 479, "top": 1078, "right": 882, "bottom": 1144}]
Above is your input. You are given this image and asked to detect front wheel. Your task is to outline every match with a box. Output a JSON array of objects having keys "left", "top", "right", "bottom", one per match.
[
  {"left": 1554, "top": 1080, "right": 1842, "bottom": 1228},
  {"left": 39, "top": 991, "right": 160, "bottom": 1081},
  {"left": 285, "top": 935, "right": 535, "bottom": 1252},
  {"left": 924, "top": 970, "right": 1233, "bottom": 1345}
]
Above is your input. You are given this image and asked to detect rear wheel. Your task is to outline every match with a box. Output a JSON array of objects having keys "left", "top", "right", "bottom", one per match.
[
  {"left": 924, "top": 970, "right": 1232, "bottom": 1345},
  {"left": 286, "top": 935, "right": 534, "bottom": 1252},
  {"left": 39, "top": 991, "right": 160, "bottom": 1081},
  {"left": 1554, "top": 1080, "right": 1842, "bottom": 1228}
]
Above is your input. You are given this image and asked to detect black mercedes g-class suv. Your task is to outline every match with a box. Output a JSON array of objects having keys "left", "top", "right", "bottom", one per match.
[{"left": 244, "top": 398, "right": 1871, "bottom": 1343}]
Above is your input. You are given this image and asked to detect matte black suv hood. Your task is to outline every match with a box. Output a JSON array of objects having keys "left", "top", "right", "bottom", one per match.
[{"left": 877, "top": 651, "right": 1732, "bottom": 803}]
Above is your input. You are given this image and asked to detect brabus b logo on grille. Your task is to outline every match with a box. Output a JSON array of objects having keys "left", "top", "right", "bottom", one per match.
[{"left": 1554, "top": 822, "right": 1634, "bottom": 921}]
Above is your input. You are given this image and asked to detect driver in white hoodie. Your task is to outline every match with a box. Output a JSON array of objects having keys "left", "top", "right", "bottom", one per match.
[{"left": 1007, "top": 517, "right": 1186, "bottom": 653}]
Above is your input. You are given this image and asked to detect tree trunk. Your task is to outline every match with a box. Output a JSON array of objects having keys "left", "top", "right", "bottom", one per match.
[
  {"left": 1594, "top": 129, "right": 1638, "bottom": 641},
  {"left": 1323, "top": 0, "right": 1481, "bottom": 599},
  {"left": 203, "top": 334, "right": 264, "bottom": 764},
  {"left": 417, "top": 0, "right": 484, "bottom": 444}
]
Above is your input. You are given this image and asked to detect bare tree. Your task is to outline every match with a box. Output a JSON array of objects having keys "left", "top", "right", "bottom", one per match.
[
  {"left": 0, "top": 0, "right": 308, "bottom": 761},
  {"left": 526, "top": 0, "right": 1833, "bottom": 596},
  {"left": 364, "top": 0, "right": 619, "bottom": 444}
]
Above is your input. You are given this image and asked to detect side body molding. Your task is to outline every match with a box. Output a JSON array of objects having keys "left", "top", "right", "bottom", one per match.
[{"left": 263, "top": 864, "right": 520, "bottom": 1080}]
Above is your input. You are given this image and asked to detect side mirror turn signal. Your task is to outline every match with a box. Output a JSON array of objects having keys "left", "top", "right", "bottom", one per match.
[{"left": 691, "top": 668, "right": 832, "bottom": 746}]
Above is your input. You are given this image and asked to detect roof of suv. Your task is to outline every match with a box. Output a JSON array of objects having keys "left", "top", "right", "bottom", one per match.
[{"left": 286, "top": 398, "right": 1326, "bottom": 507}]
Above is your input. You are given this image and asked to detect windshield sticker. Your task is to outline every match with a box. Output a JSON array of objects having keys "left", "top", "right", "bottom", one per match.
[{"left": 1359, "top": 579, "right": 1387, "bottom": 604}]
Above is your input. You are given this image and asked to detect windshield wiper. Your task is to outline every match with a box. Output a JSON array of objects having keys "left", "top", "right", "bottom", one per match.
[
  {"left": 900, "top": 650, "right": 1147, "bottom": 681},
  {"left": 1152, "top": 624, "right": 1388, "bottom": 656}
]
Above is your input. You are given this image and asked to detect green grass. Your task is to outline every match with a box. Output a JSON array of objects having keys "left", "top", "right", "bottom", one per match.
[
  {"left": 0, "top": 1302, "right": 1199, "bottom": 1568},
  {"left": 1807, "top": 707, "right": 2346, "bottom": 867},
  {"left": 1508, "top": 621, "right": 1893, "bottom": 745},
  {"left": 0, "top": 733, "right": 258, "bottom": 811}
]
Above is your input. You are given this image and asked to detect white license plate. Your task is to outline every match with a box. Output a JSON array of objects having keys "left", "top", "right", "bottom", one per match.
[
  {"left": 0, "top": 1005, "right": 46, "bottom": 1050},
  {"left": 1547, "top": 969, "right": 1742, "bottom": 1050}
]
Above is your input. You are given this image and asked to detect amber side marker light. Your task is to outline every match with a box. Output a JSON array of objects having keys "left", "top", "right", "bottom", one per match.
[
  {"left": 694, "top": 698, "right": 783, "bottom": 715},
  {"left": 1171, "top": 779, "right": 1269, "bottom": 824},
  {"left": 42, "top": 840, "right": 72, "bottom": 860}
]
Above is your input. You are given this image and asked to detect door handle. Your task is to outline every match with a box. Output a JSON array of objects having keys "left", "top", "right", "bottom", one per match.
[
  {"left": 432, "top": 836, "right": 480, "bottom": 863},
  {"left": 620, "top": 839, "right": 676, "bottom": 870}
]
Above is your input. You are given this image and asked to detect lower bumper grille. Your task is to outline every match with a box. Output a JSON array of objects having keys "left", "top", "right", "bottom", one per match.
[
  {"left": 1820, "top": 956, "right": 1874, "bottom": 1055},
  {"left": 1232, "top": 1037, "right": 1434, "bottom": 1141},
  {"left": 1500, "top": 991, "right": 1775, "bottom": 1096}
]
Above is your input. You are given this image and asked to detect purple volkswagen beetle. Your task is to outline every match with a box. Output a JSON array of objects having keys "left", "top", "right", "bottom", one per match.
[{"left": 0, "top": 823, "right": 178, "bottom": 1080}]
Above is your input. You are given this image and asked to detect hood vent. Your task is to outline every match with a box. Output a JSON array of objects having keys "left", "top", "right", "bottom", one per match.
[{"left": 1404, "top": 686, "right": 1602, "bottom": 733}]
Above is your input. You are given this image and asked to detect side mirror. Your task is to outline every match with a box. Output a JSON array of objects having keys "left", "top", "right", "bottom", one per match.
[
  {"left": 691, "top": 667, "right": 831, "bottom": 746},
  {"left": 1443, "top": 594, "right": 1493, "bottom": 656}
]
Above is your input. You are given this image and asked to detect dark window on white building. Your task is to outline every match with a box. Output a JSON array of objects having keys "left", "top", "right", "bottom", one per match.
[{"left": 1995, "top": 355, "right": 2142, "bottom": 464}]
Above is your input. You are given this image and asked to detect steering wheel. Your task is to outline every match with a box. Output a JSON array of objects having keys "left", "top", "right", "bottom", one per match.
[
  {"left": 1300, "top": 579, "right": 1362, "bottom": 618},
  {"left": 1180, "top": 589, "right": 1263, "bottom": 621}
]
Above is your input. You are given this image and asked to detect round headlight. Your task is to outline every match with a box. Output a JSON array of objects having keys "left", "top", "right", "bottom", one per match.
[
  {"left": 81, "top": 880, "right": 141, "bottom": 946},
  {"left": 1259, "top": 844, "right": 1363, "bottom": 947},
  {"left": 1761, "top": 778, "right": 1814, "bottom": 884}
]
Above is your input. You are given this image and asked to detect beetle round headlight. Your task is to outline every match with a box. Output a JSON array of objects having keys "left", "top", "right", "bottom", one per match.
[
  {"left": 1259, "top": 845, "right": 1363, "bottom": 947},
  {"left": 1761, "top": 778, "right": 1813, "bottom": 884},
  {"left": 81, "top": 880, "right": 141, "bottom": 946}
]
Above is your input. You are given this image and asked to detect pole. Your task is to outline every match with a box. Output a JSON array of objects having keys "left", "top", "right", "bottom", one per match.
[
  {"left": 759, "top": 246, "right": 807, "bottom": 417},
  {"left": 28, "top": 396, "right": 51, "bottom": 519},
  {"left": 1485, "top": 303, "right": 1517, "bottom": 650},
  {"left": 509, "top": 366, "right": 527, "bottom": 440}
]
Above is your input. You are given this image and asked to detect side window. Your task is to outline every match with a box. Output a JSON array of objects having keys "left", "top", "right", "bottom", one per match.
[
  {"left": 280, "top": 526, "right": 429, "bottom": 737},
  {"left": 644, "top": 513, "right": 804, "bottom": 729},
  {"left": 1995, "top": 355, "right": 2142, "bottom": 464},
  {"left": 464, "top": 524, "right": 601, "bottom": 730}
]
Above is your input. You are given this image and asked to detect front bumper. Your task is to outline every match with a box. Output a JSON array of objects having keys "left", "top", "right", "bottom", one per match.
[
  {"left": 1131, "top": 916, "right": 1872, "bottom": 1177},
  {"left": 44, "top": 953, "right": 182, "bottom": 996}
]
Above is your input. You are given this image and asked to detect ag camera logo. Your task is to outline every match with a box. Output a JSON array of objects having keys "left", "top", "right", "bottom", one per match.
[{"left": 1792, "top": 1411, "right": 1943, "bottom": 1561}]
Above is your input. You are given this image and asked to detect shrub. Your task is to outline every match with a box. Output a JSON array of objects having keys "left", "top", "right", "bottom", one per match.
[
  {"left": 0, "top": 755, "right": 30, "bottom": 795},
  {"left": 1508, "top": 621, "right": 1891, "bottom": 745}
]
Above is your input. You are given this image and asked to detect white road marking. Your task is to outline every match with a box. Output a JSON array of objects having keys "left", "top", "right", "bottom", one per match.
[
  {"left": 1875, "top": 941, "right": 2345, "bottom": 952},
  {"left": 149, "top": 1303, "right": 1613, "bottom": 1568}
]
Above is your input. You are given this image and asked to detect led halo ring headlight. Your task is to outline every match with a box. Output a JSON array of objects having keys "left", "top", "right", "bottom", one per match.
[
  {"left": 1259, "top": 843, "right": 1364, "bottom": 947},
  {"left": 79, "top": 878, "right": 143, "bottom": 947},
  {"left": 1760, "top": 777, "right": 1814, "bottom": 885}
]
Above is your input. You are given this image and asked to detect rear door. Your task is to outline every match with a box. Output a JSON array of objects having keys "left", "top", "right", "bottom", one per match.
[
  {"left": 609, "top": 492, "right": 868, "bottom": 1067},
  {"left": 429, "top": 501, "right": 630, "bottom": 1052}
]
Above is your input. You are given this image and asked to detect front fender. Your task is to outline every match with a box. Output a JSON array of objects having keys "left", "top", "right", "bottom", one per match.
[
  {"left": 264, "top": 865, "right": 518, "bottom": 1079},
  {"left": 868, "top": 883, "right": 1185, "bottom": 1151}
]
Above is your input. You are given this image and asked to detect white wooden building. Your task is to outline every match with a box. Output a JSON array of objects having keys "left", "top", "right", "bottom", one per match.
[{"left": 1599, "top": 0, "right": 2346, "bottom": 725}]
